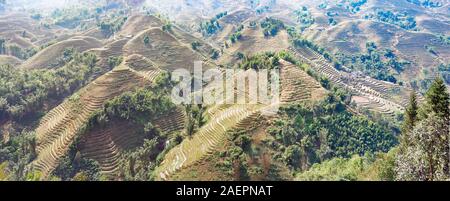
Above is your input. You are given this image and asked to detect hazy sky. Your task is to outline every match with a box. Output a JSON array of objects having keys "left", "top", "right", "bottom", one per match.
[{"left": 7, "top": 0, "right": 88, "bottom": 11}]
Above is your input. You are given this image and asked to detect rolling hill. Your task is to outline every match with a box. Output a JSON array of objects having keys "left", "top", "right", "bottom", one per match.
[{"left": 0, "top": 0, "right": 448, "bottom": 181}]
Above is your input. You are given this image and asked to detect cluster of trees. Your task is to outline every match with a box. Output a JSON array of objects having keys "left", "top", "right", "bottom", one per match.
[
  {"left": 294, "top": 6, "right": 314, "bottom": 30},
  {"left": 214, "top": 84, "right": 398, "bottom": 180},
  {"left": 328, "top": 18, "right": 337, "bottom": 26},
  {"left": 437, "top": 34, "right": 450, "bottom": 45},
  {"left": 438, "top": 63, "right": 450, "bottom": 84},
  {"left": 53, "top": 143, "right": 102, "bottom": 181},
  {"left": 118, "top": 138, "right": 164, "bottom": 180},
  {"left": 0, "top": 39, "right": 37, "bottom": 60},
  {"left": 52, "top": 47, "right": 75, "bottom": 67},
  {"left": 191, "top": 41, "right": 201, "bottom": 51},
  {"left": 214, "top": 120, "right": 289, "bottom": 181},
  {"left": 210, "top": 49, "right": 220, "bottom": 60},
  {"left": 260, "top": 17, "right": 285, "bottom": 37},
  {"left": 336, "top": 42, "right": 408, "bottom": 83},
  {"left": 345, "top": 0, "right": 367, "bottom": 13},
  {"left": 143, "top": 35, "right": 150, "bottom": 45},
  {"left": 237, "top": 52, "right": 280, "bottom": 70},
  {"left": 268, "top": 89, "right": 397, "bottom": 170},
  {"left": 185, "top": 104, "right": 205, "bottom": 137},
  {"left": 88, "top": 74, "right": 174, "bottom": 130},
  {"left": 81, "top": 74, "right": 178, "bottom": 181},
  {"left": 296, "top": 149, "right": 397, "bottom": 181},
  {"left": 219, "top": 131, "right": 268, "bottom": 180},
  {"left": 406, "top": 0, "right": 443, "bottom": 8},
  {"left": 326, "top": 11, "right": 339, "bottom": 17},
  {"left": 200, "top": 12, "right": 227, "bottom": 36},
  {"left": 235, "top": 49, "right": 333, "bottom": 90},
  {"left": 162, "top": 22, "right": 172, "bottom": 32},
  {"left": 256, "top": 6, "right": 270, "bottom": 14},
  {"left": 31, "top": 13, "right": 42, "bottom": 20},
  {"left": 229, "top": 25, "right": 244, "bottom": 43},
  {"left": 291, "top": 36, "right": 335, "bottom": 64},
  {"left": 265, "top": 90, "right": 397, "bottom": 172},
  {"left": 0, "top": 51, "right": 97, "bottom": 121},
  {"left": 374, "top": 10, "right": 417, "bottom": 30},
  {"left": 318, "top": 2, "right": 328, "bottom": 9},
  {"left": 0, "top": 38, "right": 6, "bottom": 54},
  {"left": 51, "top": 7, "right": 101, "bottom": 29},
  {"left": 98, "top": 16, "right": 128, "bottom": 37},
  {"left": 9, "top": 45, "right": 37, "bottom": 60},
  {"left": 396, "top": 77, "right": 449, "bottom": 180},
  {"left": 106, "top": 56, "right": 123, "bottom": 70},
  {"left": 0, "top": 130, "right": 37, "bottom": 181}
]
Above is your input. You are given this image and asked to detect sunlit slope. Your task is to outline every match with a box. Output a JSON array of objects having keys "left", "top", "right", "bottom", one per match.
[
  {"left": 155, "top": 60, "right": 327, "bottom": 180},
  {"left": 20, "top": 37, "right": 102, "bottom": 69},
  {"left": 31, "top": 64, "right": 158, "bottom": 177}
]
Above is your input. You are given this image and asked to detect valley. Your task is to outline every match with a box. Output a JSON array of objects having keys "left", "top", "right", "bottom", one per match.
[{"left": 0, "top": 0, "right": 449, "bottom": 181}]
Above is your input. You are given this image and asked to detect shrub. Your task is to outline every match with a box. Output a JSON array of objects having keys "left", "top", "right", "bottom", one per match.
[{"left": 260, "top": 17, "right": 285, "bottom": 37}]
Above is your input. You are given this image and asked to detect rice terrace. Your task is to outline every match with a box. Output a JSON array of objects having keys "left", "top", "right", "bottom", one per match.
[{"left": 0, "top": 0, "right": 449, "bottom": 187}]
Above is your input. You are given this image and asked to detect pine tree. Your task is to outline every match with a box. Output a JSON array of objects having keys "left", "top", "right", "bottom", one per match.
[
  {"left": 419, "top": 77, "right": 450, "bottom": 121},
  {"left": 143, "top": 35, "right": 150, "bottom": 45},
  {"left": 421, "top": 77, "right": 450, "bottom": 174},
  {"left": 0, "top": 38, "right": 5, "bottom": 54},
  {"left": 396, "top": 113, "right": 447, "bottom": 180},
  {"left": 401, "top": 91, "right": 418, "bottom": 147},
  {"left": 396, "top": 77, "right": 450, "bottom": 180}
]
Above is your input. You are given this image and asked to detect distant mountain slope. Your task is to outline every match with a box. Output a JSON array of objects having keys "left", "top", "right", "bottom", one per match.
[{"left": 19, "top": 37, "right": 102, "bottom": 69}]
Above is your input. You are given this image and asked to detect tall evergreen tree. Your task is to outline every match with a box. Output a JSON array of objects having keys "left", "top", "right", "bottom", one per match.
[
  {"left": 401, "top": 91, "right": 419, "bottom": 147},
  {"left": 399, "top": 77, "right": 450, "bottom": 179},
  {"left": 421, "top": 77, "right": 449, "bottom": 174},
  {"left": 0, "top": 38, "right": 6, "bottom": 54},
  {"left": 419, "top": 77, "right": 450, "bottom": 121},
  {"left": 396, "top": 113, "right": 447, "bottom": 181}
]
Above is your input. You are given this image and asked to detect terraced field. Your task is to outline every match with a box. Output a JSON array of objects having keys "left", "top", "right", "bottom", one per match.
[
  {"left": 90, "top": 37, "right": 131, "bottom": 69},
  {"left": 32, "top": 65, "right": 159, "bottom": 177},
  {"left": 280, "top": 60, "right": 326, "bottom": 103},
  {"left": 118, "top": 14, "right": 163, "bottom": 37},
  {"left": 290, "top": 46, "right": 419, "bottom": 116},
  {"left": 0, "top": 13, "right": 65, "bottom": 47},
  {"left": 0, "top": 55, "right": 22, "bottom": 67},
  {"left": 218, "top": 27, "right": 290, "bottom": 66},
  {"left": 79, "top": 121, "right": 140, "bottom": 178},
  {"left": 20, "top": 36, "right": 103, "bottom": 69},
  {"left": 156, "top": 104, "right": 263, "bottom": 180},
  {"left": 155, "top": 60, "right": 327, "bottom": 180},
  {"left": 154, "top": 107, "right": 186, "bottom": 134},
  {"left": 123, "top": 27, "right": 214, "bottom": 71},
  {"left": 78, "top": 105, "right": 185, "bottom": 180}
]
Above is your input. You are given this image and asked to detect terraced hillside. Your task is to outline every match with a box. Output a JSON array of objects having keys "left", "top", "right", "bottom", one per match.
[
  {"left": 31, "top": 65, "right": 158, "bottom": 177},
  {"left": 288, "top": 0, "right": 450, "bottom": 83},
  {"left": 117, "top": 14, "right": 164, "bottom": 37},
  {"left": 123, "top": 27, "right": 215, "bottom": 71},
  {"left": 219, "top": 27, "right": 290, "bottom": 65},
  {"left": 153, "top": 107, "right": 187, "bottom": 134},
  {"left": 20, "top": 36, "right": 103, "bottom": 69},
  {"left": 291, "top": 46, "right": 419, "bottom": 116},
  {"left": 279, "top": 60, "right": 326, "bottom": 103},
  {"left": 155, "top": 60, "right": 327, "bottom": 180},
  {"left": 0, "top": 55, "right": 22, "bottom": 66},
  {"left": 78, "top": 106, "right": 186, "bottom": 179},
  {"left": 89, "top": 37, "right": 131, "bottom": 70},
  {"left": 156, "top": 104, "right": 263, "bottom": 180},
  {"left": 79, "top": 121, "right": 140, "bottom": 178},
  {"left": 0, "top": 13, "right": 66, "bottom": 47},
  {"left": 2, "top": 0, "right": 448, "bottom": 182}
]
